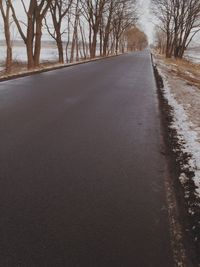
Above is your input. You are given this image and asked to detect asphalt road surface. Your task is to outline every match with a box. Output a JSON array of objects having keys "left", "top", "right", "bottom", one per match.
[{"left": 0, "top": 51, "right": 174, "bottom": 266}]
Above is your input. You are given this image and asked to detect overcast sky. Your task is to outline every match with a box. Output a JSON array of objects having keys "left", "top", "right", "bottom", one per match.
[{"left": 138, "top": 0, "right": 154, "bottom": 43}]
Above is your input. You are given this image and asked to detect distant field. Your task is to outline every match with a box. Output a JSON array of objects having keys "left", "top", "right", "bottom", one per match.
[
  {"left": 0, "top": 43, "right": 99, "bottom": 71},
  {"left": 185, "top": 47, "right": 200, "bottom": 64},
  {"left": 0, "top": 45, "right": 59, "bottom": 66}
]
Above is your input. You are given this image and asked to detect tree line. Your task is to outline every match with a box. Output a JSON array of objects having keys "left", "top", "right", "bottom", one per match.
[
  {"left": 0, "top": 0, "right": 140, "bottom": 73},
  {"left": 126, "top": 27, "right": 148, "bottom": 51},
  {"left": 152, "top": 0, "right": 200, "bottom": 58}
]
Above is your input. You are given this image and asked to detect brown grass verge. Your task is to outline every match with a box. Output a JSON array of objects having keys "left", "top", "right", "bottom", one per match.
[
  {"left": 162, "top": 56, "right": 200, "bottom": 89},
  {"left": 0, "top": 60, "right": 61, "bottom": 78}
]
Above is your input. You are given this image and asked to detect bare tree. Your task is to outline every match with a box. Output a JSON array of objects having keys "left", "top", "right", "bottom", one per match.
[
  {"left": 45, "top": 0, "right": 73, "bottom": 63},
  {"left": 34, "top": 0, "right": 138, "bottom": 65},
  {"left": 153, "top": 0, "right": 200, "bottom": 58},
  {"left": 0, "top": 0, "right": 12, "bottom": 73},
  {"left": 80, "top": 0, "right": 108, "bottom": 58},
  {"left": 101, "top": 0, "right": 115, "bottom": 56},
  {"left": 125, "top": 27, "right": 148, "bottom": 51},
  {"left": 9, "top": 0, "right": 52, "bottom": 69},
  {"left": 79, "top": 19, "right": 88, "bottom": 59},
  {"left": 2, "top": 0, "right": 140, "bottom": 71},
  {"left": 112, "top": 0, "right": 137, "bottom": 54},
  {"left": 70, "top": 0, "right": 79, "bottom": 62},
  {"left": 152, "top": 0, "right": 174, "bottom": 57},
  {"left": 154, "top": 27, "right": 167, "bottom": 54}
]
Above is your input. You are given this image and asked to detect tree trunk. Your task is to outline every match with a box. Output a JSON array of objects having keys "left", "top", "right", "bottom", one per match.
[
  {"left": 56, "top": 33, "right": 64, "bottom": 63},
  {"left": 70, "top": 16, "right": 78, "bottom": 63},
  {"left": 88, "top": 27, "right": 92, "bottom": 58},
  {"left": 75, "top": 32, "right": 79, "bottom": 62},
  {"left": 26, "top": 44, "right": 34, "bottom": 69},
  {"left": 4, "top": 18, "right": 12, "bottom": 73},
  {"left": 100, "top": 27, "right": 103, "bottom": 56},
  {"left": 26, "top": 36, "right": 35, "bottom": 69},
  {"left": 26, "top": 15, "right": 35, "bottom": 69},
  {"left": 0, "top": 1, "right": 12, "bottom": 73},
  {"left": 103, "top": 35, "right": 108, "bottom": 56},
  {"left": 103, "top": 1, "right": 113, "bottom": 56},
  {"left": 115, "top": 37, "right": 119, "bottom": 54},
  {"left": 79, "top": 21, "right": 87, "bottom": 59},
  {"left": 91, "top": 32, "right": 97, "bottom": 58},
  {"left": 66, "top": 15, "right": 71, "bottom": 63},
  {"left": 33, "top": 19, "right": 42, "bottom": 67}
]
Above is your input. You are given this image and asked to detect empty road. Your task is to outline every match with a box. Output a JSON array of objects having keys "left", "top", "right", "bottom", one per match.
[{"left": 0, "top": 51, "right": 174, "bottom": 266}]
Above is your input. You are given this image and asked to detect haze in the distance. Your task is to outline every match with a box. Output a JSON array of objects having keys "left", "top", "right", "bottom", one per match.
[{"left": 138, "top": 0, "right": 154, "bottom": 44}]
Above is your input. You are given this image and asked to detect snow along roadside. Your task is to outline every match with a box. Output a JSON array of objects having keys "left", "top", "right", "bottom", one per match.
[
  {"left": 152, "top": 54, "right": 200, "bottom": 258},
  {"left": 152, "top": 56, "right": 200, "bottom": 265},
  {"left": 157, "top": 67, "right": 200, "bottom": 200}
]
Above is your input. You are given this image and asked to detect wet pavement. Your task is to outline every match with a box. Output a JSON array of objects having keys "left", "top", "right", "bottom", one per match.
[{"left": 0, "top": 51, "right": 174, "bottom": 266}]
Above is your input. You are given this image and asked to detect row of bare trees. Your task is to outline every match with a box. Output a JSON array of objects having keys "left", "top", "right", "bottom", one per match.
[
  {"left": 126, "top": 27, "right": 148, "bottom": 51},
  {"left": 0, "top": 0, "right": 138, "bottom": 73},
  {"left": 152, "top": 0, "right": 200, "bottom": 58}
]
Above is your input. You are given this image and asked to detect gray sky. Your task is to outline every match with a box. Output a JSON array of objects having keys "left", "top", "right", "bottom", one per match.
[{"left": 138, "top": 0, "right": 154, "bottom": 43}]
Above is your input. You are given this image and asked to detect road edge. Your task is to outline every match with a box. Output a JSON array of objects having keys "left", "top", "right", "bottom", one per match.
[{"left": 0, "top": 53, "right": 124, "bottom": 83}]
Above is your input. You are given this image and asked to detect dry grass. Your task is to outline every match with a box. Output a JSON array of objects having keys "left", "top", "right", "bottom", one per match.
[
  {"left": 162, "top": 56, "right": 200, "bottom": 89},
  {"left": 0, "top": 60, "right": 60, "bottom": 78}
]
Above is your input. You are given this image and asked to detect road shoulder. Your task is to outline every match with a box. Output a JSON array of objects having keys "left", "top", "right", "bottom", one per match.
[{"left": 153, "top": 53, "right": 200, "bottom": 266}]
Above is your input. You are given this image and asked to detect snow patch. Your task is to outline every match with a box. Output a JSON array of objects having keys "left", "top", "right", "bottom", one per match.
[
  {"left": 185, "top": 50, "right": 200, "bottom": 64},
  {"left": 159, "top": 68, "right": 200, "bottom": 197},
  {"left": 179, "top": 173, "right": 189, "bottom": 185}
]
